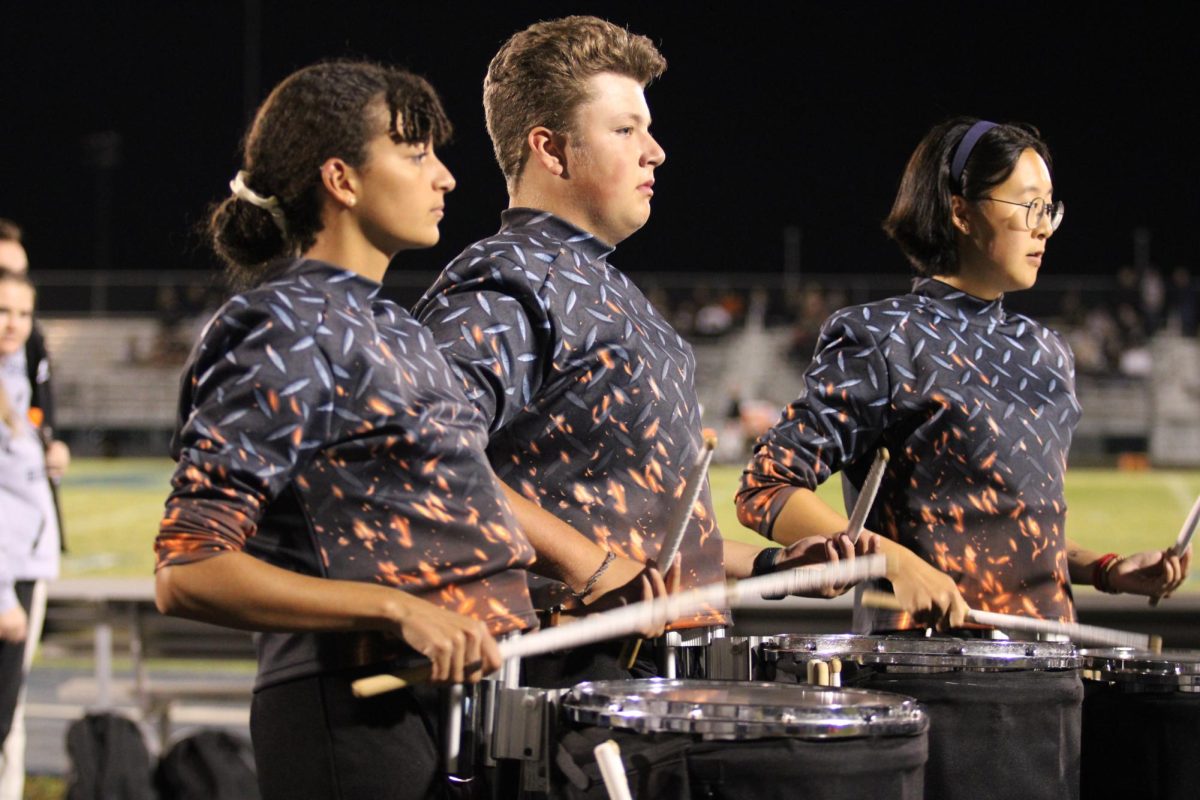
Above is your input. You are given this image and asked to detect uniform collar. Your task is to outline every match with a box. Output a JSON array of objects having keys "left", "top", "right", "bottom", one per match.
[
  {"left": 912, "top": 277, "right": 1007, "bottom": 327},
  {"left": 500, "top": 208, "right": 616, "bottom": 264}
]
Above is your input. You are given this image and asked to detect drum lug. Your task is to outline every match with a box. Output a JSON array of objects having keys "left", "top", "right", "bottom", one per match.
[{"left": 492, "top": 686, "right": 562, "bottom": 794}]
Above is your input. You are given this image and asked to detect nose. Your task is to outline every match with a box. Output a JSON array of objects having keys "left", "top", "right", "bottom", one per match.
[
  {"left": 643, "top": 133, "right": 666, "bottom": 168},
  {"left": 1034, "top": 210, "right": 1053, "bottom": 239},
  {"left": 433, "top": 154, "right": 456, "bottom": 194}
]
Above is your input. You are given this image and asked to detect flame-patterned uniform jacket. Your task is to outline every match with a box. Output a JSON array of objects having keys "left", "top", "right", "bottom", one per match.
[
  {"left": 157, "top": 260, "right": 537, "bottom": 689},
  {"left": 738, "top": 278, "right": 1082, "bottom": 629},
  {"left": 414, "top": 209, "right": 726, "bottom": 625}
]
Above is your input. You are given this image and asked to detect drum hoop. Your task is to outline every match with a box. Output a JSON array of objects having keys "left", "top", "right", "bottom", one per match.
[
  {"left": 1080, "top": 647, "right": 1200, "bottom": 689},
  {"left": 762, "top": 634, "right": 1082, "bottom": 671},
  {"left": 561, "top": 678, "right": 929, "bottom": 741}
]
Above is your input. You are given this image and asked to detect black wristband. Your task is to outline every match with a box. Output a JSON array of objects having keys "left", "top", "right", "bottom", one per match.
[{"left": 752, "top": 547, "right": 782, "bottom": 577}]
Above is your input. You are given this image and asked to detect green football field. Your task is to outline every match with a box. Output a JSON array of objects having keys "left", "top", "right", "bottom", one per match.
[{"left": 59, "top": 459, "right": 1200, "bottom": 591}]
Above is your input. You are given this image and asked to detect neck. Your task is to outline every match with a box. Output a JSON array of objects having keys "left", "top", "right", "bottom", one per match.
[
  {"left": 934, "top": 265, "right": 1002, "bottom": 301},
  {"left": 303, "top": 211, "right": 390, "bottom": 283},
  {"left": 510, "top": 180, "right": 619, "bottom": 246}
]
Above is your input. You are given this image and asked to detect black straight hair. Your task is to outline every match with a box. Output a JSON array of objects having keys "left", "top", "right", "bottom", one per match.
[{"left": 882, "top": 117, "right": 1052, "bottom": 277}]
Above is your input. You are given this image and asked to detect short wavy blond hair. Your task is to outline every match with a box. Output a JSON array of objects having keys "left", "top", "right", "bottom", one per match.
[{"left": 484, "top": 16, "right": 666, "bottom": 190}]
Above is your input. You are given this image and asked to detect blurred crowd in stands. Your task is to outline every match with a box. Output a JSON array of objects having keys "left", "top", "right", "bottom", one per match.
[{"left": 646, "top": 267, "right": 1196, "bottom": 380}]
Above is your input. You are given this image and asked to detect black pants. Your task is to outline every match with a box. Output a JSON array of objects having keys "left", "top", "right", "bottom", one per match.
[
  {"left": 251, "top": 671, "right": 450, "bottom": 800},
  {"left": 0, "top": 582, "right": 35, "bottom": 748}
]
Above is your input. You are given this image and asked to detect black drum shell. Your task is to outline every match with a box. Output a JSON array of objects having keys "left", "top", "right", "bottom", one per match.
[
  {"left": 1080, "top": 648, "right": 1200, "bottom": 800},
  {"left": 763, "top": 636, "right": 1083, "bottom": 800},
  {"left": 552, "top": 679, "right": 928, "bottom": 800}
]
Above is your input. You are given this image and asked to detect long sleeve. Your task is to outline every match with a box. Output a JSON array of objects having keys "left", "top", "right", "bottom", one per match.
[
  {"left": 156, "top": 298, "right": 336, "bottom": 567},
  {"left": 737, "top": 307, "right": 893, "bottom": 539},
  {"left": 416, "top": 253, "right": 555, "bottom": 433}
]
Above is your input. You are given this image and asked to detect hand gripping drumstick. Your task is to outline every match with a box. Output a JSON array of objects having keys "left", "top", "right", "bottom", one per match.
[
  {"left": 846, "top": 447, "right": 889, "bottom": 544},
  {"left": 594, "top": 740, "right": 634, "bottom": 800},
  {"left": 351, "top": 554, "right": 891, "bottom": 697},
  {"left": 860, "top": 590, "right": 1162, "bottom": 652},
  {"left": 1149, "top": 491, "right": 1200, "bottom": 607},
  {"left": 620, "top": 430, "right": 718, "bottom": 667}
]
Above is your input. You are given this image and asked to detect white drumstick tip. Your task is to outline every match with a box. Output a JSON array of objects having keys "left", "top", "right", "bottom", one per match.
[{"left": 594, "top": 740, "right": 633, "bottom": 800}]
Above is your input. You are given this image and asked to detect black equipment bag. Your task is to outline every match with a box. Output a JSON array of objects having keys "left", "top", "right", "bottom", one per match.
[
  {"left": 155, "top": 729, "right": 261, "bottom": 800},
  {"left": 555, "top": 725, "right": 692, "bottom": 799},
  {"left": 64, "top": 713, "right": 155, "bottom": 800}
]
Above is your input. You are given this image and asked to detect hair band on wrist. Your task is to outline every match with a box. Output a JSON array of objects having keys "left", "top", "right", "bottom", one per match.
[
  {"left": 752, "top": 547, "right": 782, "bottom": 577},
  {"left": 950, "top": 120, "right": 998, "bottom": 189},
  {"left": 1093, "top": 553, "right": 1121, "bottom": 594}
]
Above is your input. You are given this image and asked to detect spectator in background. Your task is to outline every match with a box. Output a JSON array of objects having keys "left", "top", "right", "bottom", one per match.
[
  {"left": 0, "top": 268, "right": 60, "bottom": 800},
  {"left": 1168, "top": 267, "right": 1196, "bottom": 338},
  {"left": 0, "top": 220, "right": 70, "bottom": 482}
]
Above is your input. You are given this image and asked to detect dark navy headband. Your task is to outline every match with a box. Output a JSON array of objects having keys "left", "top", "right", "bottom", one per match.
[{"left": 950, "top": 120, "right": 998, "bottom": 189}]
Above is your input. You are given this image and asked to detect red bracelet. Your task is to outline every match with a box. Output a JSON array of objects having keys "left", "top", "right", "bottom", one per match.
[{"left": 1093, "top": 553, "right": 1121, "bottom": 593}]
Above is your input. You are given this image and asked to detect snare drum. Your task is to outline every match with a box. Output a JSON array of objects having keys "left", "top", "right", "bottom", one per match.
[
  {"left": 1080, "top": 648, "right": 1200, "bottom": 800},
  {"left": 554, "top": 678, "right": 928, "bottom": 800},
  {"left": 760, "top": 634, "right": 1083, "bottom": 800}
]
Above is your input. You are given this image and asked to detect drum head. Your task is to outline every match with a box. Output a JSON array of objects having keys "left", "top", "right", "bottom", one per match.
[
  {"left": 1080, "top": 647, "right": 1200, "bottom": 690},
  {"left": 561, "top": 678, "right": 927, "bottom": 740},
  {"left": 762, "top": 634, "right": 1080, "bottom": 671}
]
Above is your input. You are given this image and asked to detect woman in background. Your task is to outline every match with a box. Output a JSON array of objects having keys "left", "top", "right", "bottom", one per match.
[{"left": 0, "top": 268, "right": 59, "bottom": 800}]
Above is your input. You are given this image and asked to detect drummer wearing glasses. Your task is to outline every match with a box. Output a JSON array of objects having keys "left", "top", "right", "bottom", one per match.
[{"left": 737, "top": 118, "right": 1189, "bottom": 633}]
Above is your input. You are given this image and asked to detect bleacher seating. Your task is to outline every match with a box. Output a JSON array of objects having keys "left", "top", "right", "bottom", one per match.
[{"left": 41, "top": 317, "right": 184, "bottom": 431}]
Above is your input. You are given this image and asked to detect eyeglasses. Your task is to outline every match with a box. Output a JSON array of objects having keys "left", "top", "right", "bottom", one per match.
[{"left": 980, "top": 196, "right": 1065, "bottom": 232}]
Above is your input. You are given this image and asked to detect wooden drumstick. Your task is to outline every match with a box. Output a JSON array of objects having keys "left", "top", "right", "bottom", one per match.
[
  {"left": 620, "top": 430, "right": 718, "bottom": 668},
  {"left": 352, "top": 554, "right": 890, "bottom": 697},
  {"left": 812, "top": 660, "right": 831, "bottom": 687},
  {"left": 859, "top": 590, "right": 1159, "bottom": 650},
  {"left": 846, "top": 448, "right": 889, "bottom": 544},
  {"left": 594, "top": 740, "right": 633, "bottom": 800}
]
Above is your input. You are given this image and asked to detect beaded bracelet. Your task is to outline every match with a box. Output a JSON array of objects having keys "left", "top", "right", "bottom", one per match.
[
  {"left": 572, "top": 551, "right": 616, "bottom": 601},
  {"left": 1093, "top": 553, "right": 1121, "bottom": 594}
]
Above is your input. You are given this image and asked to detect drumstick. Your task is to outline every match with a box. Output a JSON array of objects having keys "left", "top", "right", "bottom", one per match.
[
  {"left": 1170, "top": 492, "right": 1200, "bottom": 558},
  {"left": 352, "top": 554, "right": 890, "bottom": 697},
  {"left": 594, "top": 740, "right": 633, "bottom": 800},
  {"left": 1148, "top": 490, "right": 1200, "bottom": 607},
  {"left": 846, "top": 448, "right": 889, "bottom": 544},
  {"left": 620, "top": 430, "right": 718, "bottom": 668},
  {"left": 658, "top": 430, "right": 718, "bottom": 571},
  {"left": 859, "top": 590, "right": 1160, "bottom": 651}
]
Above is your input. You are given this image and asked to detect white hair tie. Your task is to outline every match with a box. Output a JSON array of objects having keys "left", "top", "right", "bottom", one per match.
[{"left": 229, "top": 170, "right": 288, "bottom": 236}]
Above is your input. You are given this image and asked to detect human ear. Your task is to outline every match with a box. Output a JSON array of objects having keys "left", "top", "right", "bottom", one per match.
[
  {"left": 319, "top": 158, "right": 359, "bottom": 208},
  {"left": 527, "top": 127, "right": 569, "bottom": 178},
  {"left": 950, "top": 195, "right": 971, "bottom": 235}
]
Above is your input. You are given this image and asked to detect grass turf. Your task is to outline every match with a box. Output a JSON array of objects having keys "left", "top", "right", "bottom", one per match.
[{"left": 57, "top": 459, "right": 1200, "bottom": 590}]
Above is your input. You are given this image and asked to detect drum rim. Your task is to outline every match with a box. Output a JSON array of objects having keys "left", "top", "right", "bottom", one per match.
[
  {"left": 760, "top": 633, "right": 1082, "bottom": 670},
  {"left": 1079, "top": 646, "right": 1200, "bottom": 688},
  {"left": 561, "top": 678, "right": 929, "bottom": 741}
]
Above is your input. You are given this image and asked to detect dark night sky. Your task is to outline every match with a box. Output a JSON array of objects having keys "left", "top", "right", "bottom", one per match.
[{"left": 2, "top": 2, "right": 1196, "bottom": 286}]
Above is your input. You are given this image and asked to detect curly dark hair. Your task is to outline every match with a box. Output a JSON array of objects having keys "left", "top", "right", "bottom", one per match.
[{"left": 208, "top": 60, "right": 452, "bottom": 288}]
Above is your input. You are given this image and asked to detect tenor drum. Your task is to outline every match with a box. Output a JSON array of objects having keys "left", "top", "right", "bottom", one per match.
[
  {"left": 553, "top": 678, "right": 928, "bottom": 800},
  {"left": 760, "top": 634, "right": 1083, "bottom": 800},
  {"left": 1080, "top": 648, "right": 1200, "bottom": 800}
]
